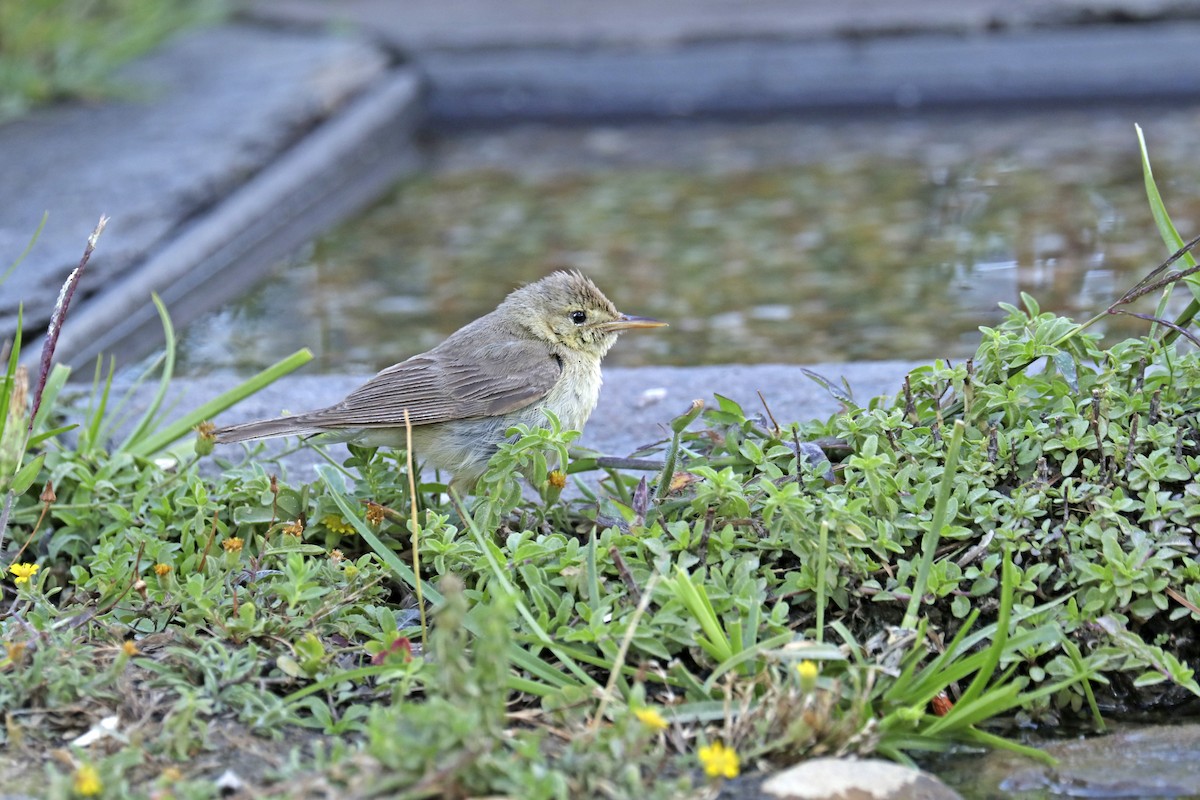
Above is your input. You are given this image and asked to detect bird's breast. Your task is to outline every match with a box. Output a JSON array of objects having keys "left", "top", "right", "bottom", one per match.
[{"left": 540, "top": 354, "right": 604, "bottom": 433}]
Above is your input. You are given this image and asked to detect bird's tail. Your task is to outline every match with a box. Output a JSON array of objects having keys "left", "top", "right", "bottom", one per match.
[{"left": 213, "top": 415, "right": 322, "bottom": 444}]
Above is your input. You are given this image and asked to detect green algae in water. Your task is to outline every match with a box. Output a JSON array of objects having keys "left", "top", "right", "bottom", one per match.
[{"left": 177, "top": 147, "right": 1200, "bottom": 374}]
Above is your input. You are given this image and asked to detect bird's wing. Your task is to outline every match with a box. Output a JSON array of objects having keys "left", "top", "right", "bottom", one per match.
[{"left": 301, "top": 338, "right": 562, "bottom": 429}]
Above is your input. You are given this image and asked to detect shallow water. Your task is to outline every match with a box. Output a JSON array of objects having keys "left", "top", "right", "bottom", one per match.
[
  {"left": 176, "top": 105, "right": 1200, "bottom": 375},
  {"left": 928, "top": 720, "right": 1200, "bottom": 800}
]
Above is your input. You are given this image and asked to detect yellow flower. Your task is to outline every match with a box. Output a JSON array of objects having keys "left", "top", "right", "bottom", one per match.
[
  {"left": 122, "top": 640, "right": 140, "bottom": 657},
  {"left": 797, "top": 659, "right": 819, "bottom": 691},
  {"left": 320, "top": 514, "right": 356, "bottom": 535},
  {"left": 547, "top": 470, "right": 567, "bottom": 489},
  {"left": 633, "top": 707, "right": 669, "bottom": 731},
  {"left": 8, "top": 562, "right": 38, "bottom": 586},
  {"left": 222, "top": 537, "right": 244, "bottom": 553},
  {"left": 698, "top": 741, "right": 740, "bottom": 779},
  {"left": 73, "top": 763, "right": 102, "bottom": 796},
  {"left": 194, "top": 421, "right": 216, "bottom": 455},
  {"left": 153, "top": 563, "right": 172, "bottom": 576},
  {"left": 281, "top": 519, "right": 304, "bottom": 538},
  {"left": 6, "top": 641, "right": 27, "bottom": 665}
]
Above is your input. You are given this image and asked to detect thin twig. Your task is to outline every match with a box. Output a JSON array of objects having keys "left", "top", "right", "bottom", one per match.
[
  {"left": 95, "top": 541, "right": 145, "bottom": 616},
  {"left": 1110, "top": 230, "right": 1200, "bottom": 307},
  {"left": 592, "top": 456, "right": 664, "bottom": 472},
  {"left": 1124, "top": 413, "right": 1139, "bottom": 477},
  {"left": 1167, "top": 586, "right": 1200, "bottom": 617},
  {"left": 758, "top": 390, "right": 781, "bottom": 437},
  {"left": 197, "top": 510, "right": 220, "bottom": 573},
  {"left": 8, "top": 482, "right": 53, "bottom": 563},
  {"left": 609, "top": 545, "right": 641, "bottom": 605},
  {"left": 1112, "top": 310, "right": 1200, "bottom": 349}
]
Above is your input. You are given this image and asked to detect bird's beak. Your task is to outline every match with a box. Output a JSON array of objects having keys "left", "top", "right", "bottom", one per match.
[{"left": 599, "top": 314, "right": 668, "bottom": 332}]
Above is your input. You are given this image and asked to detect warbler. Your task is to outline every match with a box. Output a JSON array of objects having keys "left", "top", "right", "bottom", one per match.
[{"left": 213, "top": 271, "right": 666, "bottom": 490}]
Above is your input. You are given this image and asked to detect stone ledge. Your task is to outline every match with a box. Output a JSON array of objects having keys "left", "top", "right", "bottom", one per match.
[
  {"left": 420, "top": 24, "right": 1200, "bottom": 122},
  {"left": 52, "top": 70, "right": 423, "bottom": 370},
  {"left": 248, "top": 0, "right": 1200, "bottom": 50},
  {"left": 249, "top": 0, "right": 1200, "bottom": 122},
  {"left": 104, "top": 361, "right": 921, "bottom": 482},
  {"left": 2, "top": 25, "right": 417, "bottom": 364}
]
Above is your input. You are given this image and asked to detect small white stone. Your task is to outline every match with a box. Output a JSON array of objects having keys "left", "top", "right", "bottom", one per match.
[
  {"left": 70, "top": 715, "right": 122, "bottom": 747},
  {"left": 762, "top": 757, "right": 961, "bottom": 800},
  {"left": 635, "top": 387, "right": 668, "bottom": 408}
]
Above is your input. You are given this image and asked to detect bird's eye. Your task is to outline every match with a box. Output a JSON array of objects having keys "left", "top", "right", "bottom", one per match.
[{"left": 570, "top": 310, "right": 587, "bottom": 325}]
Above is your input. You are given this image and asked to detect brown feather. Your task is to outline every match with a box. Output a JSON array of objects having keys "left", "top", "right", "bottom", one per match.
[{"left": 261, "top": 325, "right": 561, "bottom": 431}]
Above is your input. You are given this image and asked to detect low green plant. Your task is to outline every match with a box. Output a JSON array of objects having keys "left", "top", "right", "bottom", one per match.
[{"left": 0, "top": 0, "right": 228, "bottom": 122}]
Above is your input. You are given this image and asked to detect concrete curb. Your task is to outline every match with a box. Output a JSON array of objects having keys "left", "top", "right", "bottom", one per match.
[
  {"left": 249, "top": 0, "right": 1200, "bottom": 123},
  {"left": 2, "top": 25, "right": 420, "bottom": 367},
  {"left": 420, "top": 22, "right": 1200, "bottom": 122},
  {"left": 51, "top": 70, "right": 423, "bottom": 369}
]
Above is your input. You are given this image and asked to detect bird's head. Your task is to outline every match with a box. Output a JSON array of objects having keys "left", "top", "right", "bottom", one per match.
[{"left": 503, "top": 271, "right": 666, "bottom": 357}]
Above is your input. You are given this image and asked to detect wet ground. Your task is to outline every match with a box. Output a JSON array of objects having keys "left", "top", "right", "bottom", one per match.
[{"left": 930, "top": 721, "right": 1200, "bottom": 799}]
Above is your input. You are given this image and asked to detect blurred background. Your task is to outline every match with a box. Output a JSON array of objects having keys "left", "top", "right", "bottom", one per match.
[{"left": 6, "top": 0, "right": 1200, "bottom": 374}]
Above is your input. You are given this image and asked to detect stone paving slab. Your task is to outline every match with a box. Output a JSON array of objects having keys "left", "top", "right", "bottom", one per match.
[
  {"left": 250, "top": 0, "right": 1199, "bottom": 48},
  {"left": 1, "top": 25, "right": 410, "bottom": 359},
  {"left": 417, "top": 24, "right": 1200, "bottom": 121},
  {"left": 250, "top": 0, "right": 1200, "bottom": 122},
  {"left": 52, "top": 70, "right": 423, "bottom": 370}
]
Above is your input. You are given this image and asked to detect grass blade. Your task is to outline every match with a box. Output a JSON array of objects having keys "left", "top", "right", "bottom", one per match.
[
  {"left": 119, "top": 294, "right": 176, "bottom": 452},
  {"left": 1136, "top": 123, "right": 1200, "bottom": 337},
  {"left": 1136, "top": 124, "right": 1191, "bottom": 264},
  {"left": 902, "top": 420, "right": 965, "bottom": 629},
  {"left": 128, "top": 348, "right": 313, "bottom": 456},
  {"left": 0, "top": 211, "right": 46, "bottom": 286}
]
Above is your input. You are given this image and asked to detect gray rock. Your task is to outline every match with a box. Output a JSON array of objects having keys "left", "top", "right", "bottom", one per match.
[
  {"left": 248, "top": 0, "right": 1200, "bottom": 51},
  {"left": 249, "top": 0, "right": 1200, "bottom": 122},
  {"left": 49, "top": 68, "right": 423, "bottom": 370},
  {"left": 1, "top": 25, "right": 394, "bottom": 349},
  {"left": 761, "top": 757, "right": 963, "bottom": 800},
  {"left": 943, "top": 722, "right": 1200, "bottom": 798},
  {"left": 417, "top": 26, "right": 1200, "bottom": 122}
]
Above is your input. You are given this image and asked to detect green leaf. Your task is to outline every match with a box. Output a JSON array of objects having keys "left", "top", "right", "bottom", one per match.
[
  {"left": 10, "top": 452, "right": 45, "bottom": 494},
  {"left": 129, "top": 348, "right": 314, "bottom": 456},
  {"left": 1136, "top": 124, "right": 1192, "bottom": 264},
  {"left": 1052, "top": 351, "right": 1078, "bottom": 393},
  {"left": 714, "top": 394, "right": 744, "bottom": 417}
]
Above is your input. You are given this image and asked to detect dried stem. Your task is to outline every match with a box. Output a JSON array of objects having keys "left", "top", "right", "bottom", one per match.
[
  {"left": 1, "top": 217, "right": 107, "bottom": 556},
  {"left": 30, "top": 216, "right": 107, "bottom": 426}
]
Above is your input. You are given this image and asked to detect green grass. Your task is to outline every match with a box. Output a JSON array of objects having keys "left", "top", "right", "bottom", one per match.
[
  {"left": 0, "top": 0, "right": 228, "bottom": 123},
  {"left": 2, "top": 134, "right": 1200, "bottom": 797}
]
